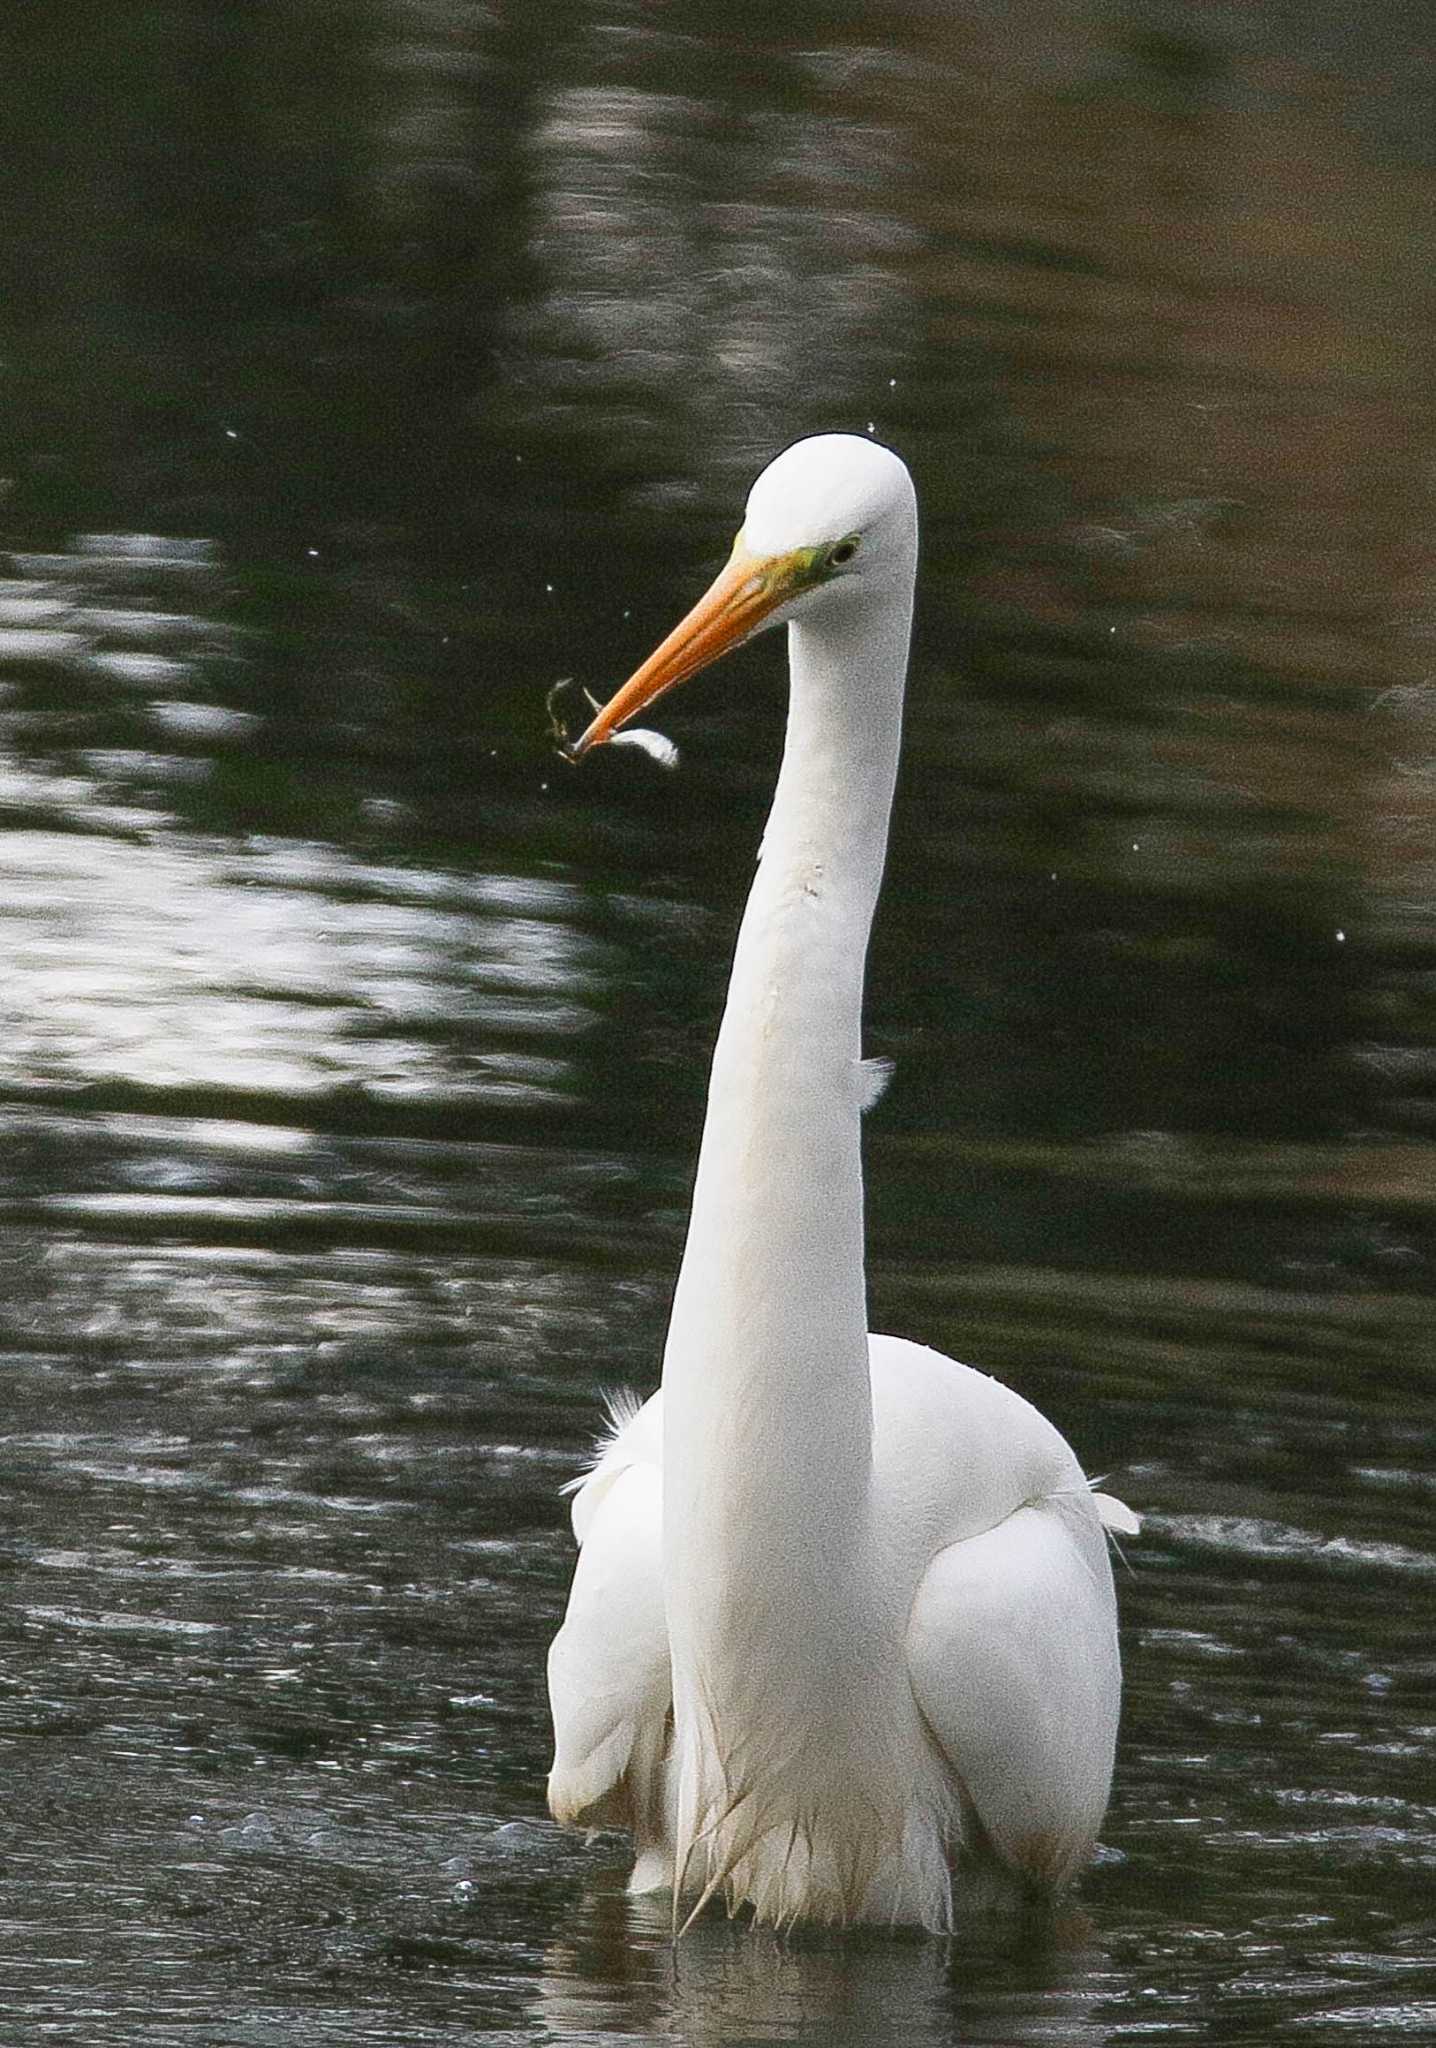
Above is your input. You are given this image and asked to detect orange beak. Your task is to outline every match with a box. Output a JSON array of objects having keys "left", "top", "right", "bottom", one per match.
[{"left": 567, "top": 539, "right": 809, "bottom": 759}]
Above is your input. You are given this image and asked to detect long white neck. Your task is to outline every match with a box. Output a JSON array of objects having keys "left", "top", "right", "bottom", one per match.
[{"left": 660, "top": 576, "right": 913, "bottom": 1718}]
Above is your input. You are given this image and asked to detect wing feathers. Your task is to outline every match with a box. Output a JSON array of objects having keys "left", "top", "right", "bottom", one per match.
[
  {"left": 907, "top": 1502, "right": 1121, "bottom": 1890},
  {"left": 547, "top": 1455, "right": 669, "bottom": 1831}
]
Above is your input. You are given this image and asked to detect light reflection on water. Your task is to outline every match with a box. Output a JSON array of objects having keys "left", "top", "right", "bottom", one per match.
[
  {"left": 0, "top": 828, "right": 602, "bottom": 1102},
  {"left": 1, "top": 2, "right": 1435, "bottom": 2043}
]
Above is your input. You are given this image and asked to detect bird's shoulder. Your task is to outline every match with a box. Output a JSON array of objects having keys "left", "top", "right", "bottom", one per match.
[
  {"left": 866, "top": 1333, "right": 1090, "bottom": 1548},
  {"left": 565, "top": 1387, "right": 663, "bottom": 1544}
]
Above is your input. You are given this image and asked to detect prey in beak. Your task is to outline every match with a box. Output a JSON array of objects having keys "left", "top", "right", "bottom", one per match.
[
  {"left": 546, "top": 680, "right": 678, "bottom": 771},
  {"left": 556, "top": 537, "right": 819, "bottom": 764}
]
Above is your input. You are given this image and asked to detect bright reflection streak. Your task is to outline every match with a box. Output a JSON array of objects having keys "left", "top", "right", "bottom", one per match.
[{"left": 0, "top": 829, "right": 600, "bottom": 1103}]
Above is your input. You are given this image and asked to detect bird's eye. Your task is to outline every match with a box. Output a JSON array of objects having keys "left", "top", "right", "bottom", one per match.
[{"left": 827, "top": 535, "right": 861, "bottom": 569}]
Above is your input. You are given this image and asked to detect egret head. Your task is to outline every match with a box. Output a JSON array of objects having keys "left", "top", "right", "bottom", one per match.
[
  {"left": 742, "top": 433, "right": 917, "bottom": 586},
  {"left": 567, "top": 434, "right": 917, "bottom": 759}
]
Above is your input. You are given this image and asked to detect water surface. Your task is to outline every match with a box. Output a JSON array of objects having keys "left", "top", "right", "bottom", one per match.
[{"left": 1, "top": 3, "right": 1433, "bottom": 2042}]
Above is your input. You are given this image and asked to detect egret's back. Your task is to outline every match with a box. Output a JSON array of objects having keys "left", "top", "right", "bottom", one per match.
[{"left": 547, "top": 1337, "right": 1127, "bottom": 1927}]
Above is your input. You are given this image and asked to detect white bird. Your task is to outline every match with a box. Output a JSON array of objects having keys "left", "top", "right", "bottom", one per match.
[{"left": 546, "top": 434, "right": 1137, "bottom": 1931}]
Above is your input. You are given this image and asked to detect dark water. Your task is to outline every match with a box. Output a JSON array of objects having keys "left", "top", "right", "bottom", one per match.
[{"left": 2, "top": 4, "right": 1434, "bottom": 2041}]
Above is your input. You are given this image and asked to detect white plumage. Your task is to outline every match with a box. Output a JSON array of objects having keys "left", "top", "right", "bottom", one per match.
[{"left": 547, "top": 435, "right": 1136, "bottom": 1930}]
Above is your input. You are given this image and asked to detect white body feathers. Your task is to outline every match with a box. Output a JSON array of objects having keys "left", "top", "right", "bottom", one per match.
[{"left": 546, "top": 437, "right": 1129, "bottom": 1929}]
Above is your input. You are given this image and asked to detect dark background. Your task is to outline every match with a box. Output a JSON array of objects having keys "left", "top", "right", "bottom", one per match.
[{"left": 0, "top": 4, "right": 1432, "bottom": 2042}]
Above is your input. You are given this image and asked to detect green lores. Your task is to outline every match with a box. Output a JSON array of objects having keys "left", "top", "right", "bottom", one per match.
[{"left": 734, "top": 529, "right": 863, "bottom": 592}]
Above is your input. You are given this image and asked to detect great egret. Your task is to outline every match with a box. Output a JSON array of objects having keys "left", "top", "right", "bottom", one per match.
[{"left": 546, "top": 434, "right": 1136, "bottom": 1931}]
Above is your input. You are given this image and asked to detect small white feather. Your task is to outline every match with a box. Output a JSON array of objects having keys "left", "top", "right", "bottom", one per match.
[
  {"left": 608, "top": 727, "right": 679, "bottom": 769},
  {"left": 855, "top": 1056, "right": 894, "bottom": 1112},
  {"left": 1092, "top": 1491, "right": 1142, "bottom": 1536}
]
